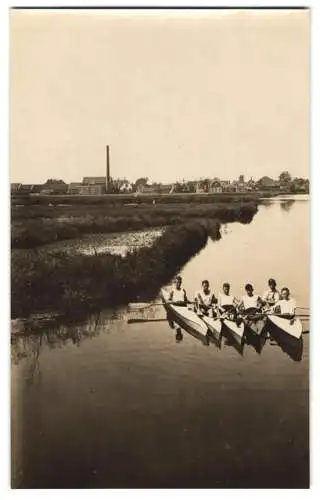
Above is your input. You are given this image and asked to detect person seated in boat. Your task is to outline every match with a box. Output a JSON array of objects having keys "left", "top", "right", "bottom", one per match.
[
  {"left": 218, "top": 283, "right": 239, "bottom": 319},
  {"left": 168, "top": 275, "right": 188, "bottom": 306},
  {"left": 238, "top": 283, "right": 263, "bottom": 316},
  {"left": 262, "top": 278, "right": 280, "bottom": 309},
  {"left": 194, "top": 280, "right": 217, "bottom": 317},
  {"left": 273, "top": 287, "right": 296, "bottom": 320}
]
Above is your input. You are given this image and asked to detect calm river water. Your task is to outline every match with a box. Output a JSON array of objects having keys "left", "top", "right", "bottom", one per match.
[{"left": 11, "top": 195, "right": 309, "bottom": 488}]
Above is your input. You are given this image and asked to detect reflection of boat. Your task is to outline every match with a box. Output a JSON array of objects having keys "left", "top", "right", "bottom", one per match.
[
  {"left": 280, "top": 199, "right": 295, "bottom": 212},
  {"left": 267, "top": 315, "right": 302, "bottom": 339},
  {"left": 222, "top": 331, "right": 244, "bottom": 356},
  {"left": 244, "top": 330, "right": 267, "bottom": 354},
  {"left": 267, "top": 322, "right": 303, "bottom": 362},
  {"left": 161, "top": 289, "right": 208, "bottom": 338}
]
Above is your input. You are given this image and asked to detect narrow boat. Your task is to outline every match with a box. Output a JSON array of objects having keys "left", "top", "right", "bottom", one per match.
[
  {"left": 267, "top": 315, "right": 303, "bottom": 361},
  {"left": 200, "top": 314, "right": 223, "bottom": 349},
  {"left": 221, "top": 319, "right": 245, "bottom": 356},
  {"left": 222, "top": 318, "right": 245, "bottom": 346},
  {"left": 200, "top": 314, "right": 222, "bottom": 339},
  {"left": 267, "top": 314, "right": 302, "bottom": 340},
  {"left": 161, "top": 289, "right": 208, "bottom": 338},
  {"left": 243, "top": 313, "right": 267, "bottom": 337}
]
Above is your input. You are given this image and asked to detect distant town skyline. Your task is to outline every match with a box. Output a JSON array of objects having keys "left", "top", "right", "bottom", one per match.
[{"left": 11, "top": 9, "right": 309, "bottom": 184}]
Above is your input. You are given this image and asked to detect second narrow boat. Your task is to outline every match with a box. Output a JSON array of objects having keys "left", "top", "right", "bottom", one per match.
[
  {"left": 200, "top": 314, "right": 222, "bottom": 339},
  {"left": 222, "top": 318, "right": 245, "bottom": 345}
]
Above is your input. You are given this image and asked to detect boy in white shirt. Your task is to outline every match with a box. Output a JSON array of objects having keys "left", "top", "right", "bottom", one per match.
[
  {"left": 273, "top": 287, "right": 296, "bottom": 318},
  {"left": 262, "top": 278, "right": 280, "bottom": 308},
  {"left": 194, "top": 280, "right": 217, "bottom": 316},
  {"left": 218, "top": 283, "right": 239, "bottom": 320},
  {"left": 169, "top": 275, "right": 188, "bottom": 305},
  {"left": 239, "top": 283, "right": 263, "bottom": 314}
]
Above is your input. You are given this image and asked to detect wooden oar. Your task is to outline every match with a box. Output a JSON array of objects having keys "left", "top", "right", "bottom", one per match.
[
  {"left": 129, "top": 301, "right": 195, "bottom": 309},
  {"left": 127, "top": 318, "right": 168, "bottom": 324},
  {"left": 238, "top": 311, "right": 309, "bottom": 319},
  {"left": 266, "top": 313, "right": 310, "bottom": 318},
  {"left": 128, "top": 302, "right": 164, "bottom": 309}
]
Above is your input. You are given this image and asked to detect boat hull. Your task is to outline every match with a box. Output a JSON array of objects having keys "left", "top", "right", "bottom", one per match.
[
  {"left": 161, "top": 289, "right": 208, "bottom": 338},
  {"left": 267, "top": 315, "right": 302, "bottom": 340},
  {"left": 267, "top": 316, "right": 303, "bottom": 361},
  {"left": 222, "top": 319, "right": 245, "bottom": 344},
  {"left": 243, "top": 315, "right": 267, "bottom": 337},
  {"left": 201, "top": 315, "right": 222, "bottom": 338}
]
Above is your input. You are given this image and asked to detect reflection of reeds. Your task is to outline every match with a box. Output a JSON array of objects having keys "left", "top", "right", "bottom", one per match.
[
  {"left": 12, "top": 201, "right": 257, "bottom": 248},
  {"left": 11, "top": 311, "right": 125, "bottom": 370}
]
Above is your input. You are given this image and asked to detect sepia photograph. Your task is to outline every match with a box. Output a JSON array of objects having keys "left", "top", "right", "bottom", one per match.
[{"left": 10, "top": 7, "right": 310, "bottom": 489}]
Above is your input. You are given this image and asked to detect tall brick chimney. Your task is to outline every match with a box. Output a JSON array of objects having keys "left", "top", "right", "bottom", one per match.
[{"left": 106, "top": 145, "right": 110, "bottom": 192}]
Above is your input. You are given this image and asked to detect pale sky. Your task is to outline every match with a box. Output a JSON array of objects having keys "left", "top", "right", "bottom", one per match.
[{"left": 10, "top": 9, "right": 309, "bottom": 184}]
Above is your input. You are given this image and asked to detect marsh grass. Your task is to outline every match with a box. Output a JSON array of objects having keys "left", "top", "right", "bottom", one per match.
[
  {"left": 12, "top": 202, "right": 257, "bottom": 248},
  {"left": 12, "top": 221, "right": 219, "bottom": 318}
]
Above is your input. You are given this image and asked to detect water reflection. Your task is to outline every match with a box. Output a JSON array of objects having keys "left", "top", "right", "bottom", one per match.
[
  {"left": 162, "top": 313, "right": 303, "bottom": 361},
  {"left": 280, "top": 199, "right": 295, "bottom": 212},
  {"left": 11, "top": 335, "right": 43, "bottom": 387},
  {"left": 223, "top": 335, "right": 244, "bottom": 356},
  {"left": 11, "top": 196, "right": 309, "bottom": 489},
  {"left": 245, "top": 330, "right": 267, "bottom": 355},
  {"left": 268, "top": 324, "right": 304, "bottom": 362},
  {"left": 11, "top": 310, "right": 127, "bottom": 384},
  {"left": 12, "top": 303, "right": 305, "bottom": 370}
]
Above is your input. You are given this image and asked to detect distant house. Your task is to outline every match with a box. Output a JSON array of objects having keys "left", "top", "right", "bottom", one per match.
[
  {"left": 227, "top": 181, "right": 238, "bottom": 192},
  {"left": 181, "top": 181, "right": 196, "bottom": 193},
  {"left": 237, "top": 182, "right": 247, "bottom": 192},
  {"left": 159, "top": 184, "right": 174, "bottom": 194},
  {"left": 31, "top": 184, "right": 43, "bottom": 193},
  {"left": 82, "top": 177, "right": 106, "bottom": 185},
  {"left": 68, "top": 182, "right": 83, "bottom": 195},
  {"left": 30, "top": 184, "right": 43, "bottom": 195},
  {"left": 11, "top": 183, "right": 22, "bottom": 193},
  {"left": 195, "top": 182, "right": 206, "bottom": 194},
  {"left": 257, "top": 176, "right": 280, "bottom": 190},
  {"left": 220, "top": 180, "right": 233, "bottom": 192},
  {"left": 209, "top": 180, "right": 223, "bottom": 193},
  {"left": 40, "top": 182, "right": 68, "bottom": 195},
  {"left": 139, "top": 185, "right": 159, "bottom": 194},
  {"left": 19, "top": 184, "right": 35, "bottom": 194},
  {"left": 79, "top": 184, "right": 105, "bottom": 195}
]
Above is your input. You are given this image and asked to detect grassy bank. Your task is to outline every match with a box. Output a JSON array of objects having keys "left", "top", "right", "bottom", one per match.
[
  {"left": 12, "top": 221, "right": 220, "bottom": 318},
  {"left": 12, "top": 191, "right": 267, "bottom": 207},
  {"left": 12, "top": 201, "right": 257, "bottom": 248}
]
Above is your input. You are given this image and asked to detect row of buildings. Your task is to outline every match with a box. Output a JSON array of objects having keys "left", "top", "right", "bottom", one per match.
[
  {"left": 11, "top": 177, "right": 133, "bottom": 196},
  {"left": 11, "top": 175, "right": 301, "bottom": 196},
  {"left": 11, "top": 146, "right": 309, "bottom": 196}
]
